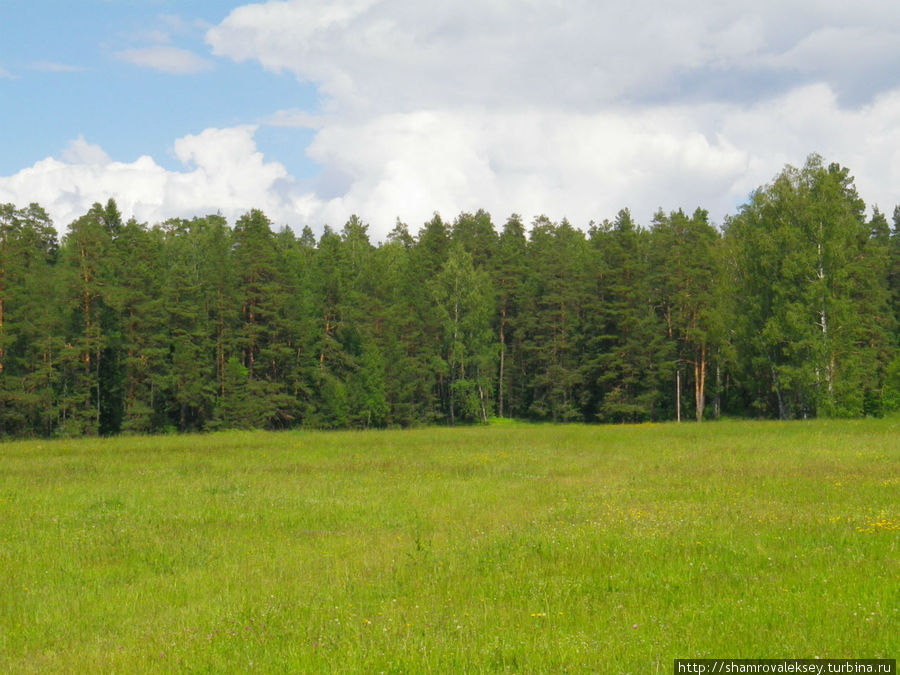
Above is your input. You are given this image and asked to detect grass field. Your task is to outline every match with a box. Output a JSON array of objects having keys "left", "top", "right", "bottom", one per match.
[{"left": 0, "top": 420, "right": 898, "bottom": 673}]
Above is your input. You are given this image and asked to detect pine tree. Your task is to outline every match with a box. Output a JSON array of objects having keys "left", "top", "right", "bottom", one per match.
[
  {"left": 410, "top": 214, "right": 453, "bottom": 422},
  {"left": 154, "top": 217, "right": 219, "bottom": 431},
  {"left": 451, "top": 209, "right": 498, "bottom": 269},
  {"left": 519, "top": 217, "right": 588, "bottom": 421},
  {"left": 581, "top": 210, "right": 668, "bottom": 422},
  {"left": 376, "top": 222, "right": 435, "bottom": 425},
  {"left": 107, "top": 218, "right": 166, "bottom": 433},
  {"left": 57, "top": 202, "right": 118, "bottom": 434},
  {"left": 648, "top": 208, "right": 724, "bottom": 421},
  {"left": 0, "top": 204, "right": 60, "bottom": 435},
  {"left": 227, "top": 209, "right": 296, "bottom": 428},
  {"left": 494, "top": 214, "right": 528, "bottom": 418}
]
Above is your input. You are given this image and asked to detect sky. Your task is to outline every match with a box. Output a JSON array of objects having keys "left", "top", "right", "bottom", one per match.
[{"left": 2, "top": 0, "right": 900, "bottom": 240}]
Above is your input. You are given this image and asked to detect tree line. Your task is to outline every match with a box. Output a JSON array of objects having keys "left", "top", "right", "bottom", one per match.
[{"left": 1, "top": 154, "right": 899, "bottom": 437}]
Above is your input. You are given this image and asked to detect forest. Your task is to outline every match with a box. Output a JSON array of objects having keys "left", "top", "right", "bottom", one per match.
[{"left": 1, "top": 154, "right": 899, "bottom": 437}]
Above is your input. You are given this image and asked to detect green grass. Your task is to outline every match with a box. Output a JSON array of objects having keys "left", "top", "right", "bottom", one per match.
[{"left": 0, "top": 420, "right": 898, "bottom": 673}]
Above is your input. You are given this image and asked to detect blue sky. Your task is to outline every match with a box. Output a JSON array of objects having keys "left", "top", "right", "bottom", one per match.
[
  {"left": 3, "top": 1, "right": 900, "bottom": 238},
  {"left": 0, "top": 1, "right": 318, "bottom": 178}
]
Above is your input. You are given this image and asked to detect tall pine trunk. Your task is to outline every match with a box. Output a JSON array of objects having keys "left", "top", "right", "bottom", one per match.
[
  {"left": 694, "top": 343, "right": 707, "bottom": 422},
  {"left": 498, "top": 307, "right": 505, "bottom": 418},
  {"left": 676, "top": 367, "right": 681, "bottom": 422}
]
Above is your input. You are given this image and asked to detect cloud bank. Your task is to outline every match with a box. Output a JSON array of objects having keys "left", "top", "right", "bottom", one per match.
[
  {"left": 3, "top": 1, "right": 900, "bottom": 237},
  {"left": 0, "top": 127, "right": 314, "bottom": 229}
]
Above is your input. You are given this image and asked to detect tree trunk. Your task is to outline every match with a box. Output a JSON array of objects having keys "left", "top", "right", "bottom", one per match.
[
  {"left": 498, "top": 308, "right": 505, "bottom": 418},
  {"left": 217, "top": 288, "right": 225, "bottom": 399},
  {"left": 0, "top": 294, "right": 4, "bottom": 375},
  {"left": 676, "top": 367, "right": 681, "bottom": 423},
  {"left": 772, "top": 366, "right": 787, "bottom": 420},
  {"left": 713, "top": 360, "right": 721, "bottom": 420},
  {"left": 817, "top": 238, "right": 834, "bottom": 400},
  {"left": 248, "top": 303, "right": 256, "bottom": 378},
  {"left": 319, "top": 317, "right": 330, "bottom": 369},
  {"left": 95, "top": 345, "right": 101, "bottom": 432},
  {"left": 449, "top": 373, "right": 455, "bottom": 426},
  {"left": 0, "top": 235, "right": 5, "bottom": 375},
  {"left": 694, "top": 343, "right": 707, "bottom": 422}
]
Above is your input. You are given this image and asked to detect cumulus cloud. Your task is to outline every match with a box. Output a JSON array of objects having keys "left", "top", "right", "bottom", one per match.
[
  {"left": 61, "top": 136, "right": 112, "bottom": 166},
  {"left": 200, "top": 0, "right": 900, "bottom": 236},
  {"left": 1, "top": 90, "right": 899, "bottom": 237},
  {"left": 116, "top": 46, "right": 214, "bottom": 75},
  {"left": 207, "top": 0, "right": 900, "bottom": 111},
  {"left": 719, "top": 85, "right": 900, "bottom": 213},
  {"left": 0, "top": 127, "right": 316, "bottom": 229},
  {"left": 4, "top": 2, "right": 900, "bottom": 239},
  {"left": 300, "top": 90, "right": 900, "bottom": 231}
]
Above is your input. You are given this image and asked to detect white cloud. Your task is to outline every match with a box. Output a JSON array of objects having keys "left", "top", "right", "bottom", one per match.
[
  {"left": 0, "top": 64, "right": 12, "bottom": 79},
  {"left": 299, "top": 84, "right": 900, "bottom": 233},
  {"left": 0, "top": 127, "right": 316, "bottom": 229},
  {"left": 5, "top": 2, "right": 900, "bottom": 240},
  {"left": 1, "top": 90, "right": 899, "bottom": 239},
  {"left": 116, "top": 46, "right": 213, "bottom": 75},
  {"left": 61, "top": 136, "right": 111, "bottom": 166},
  {"left": 208, "top": 0, "right": 900, "bottom": 111},
  {"left": 719, "top": 85, "right": 900, "bottom": 213},
  {"left": 202, "top": 0, "right": 900, "bottom": 237}
]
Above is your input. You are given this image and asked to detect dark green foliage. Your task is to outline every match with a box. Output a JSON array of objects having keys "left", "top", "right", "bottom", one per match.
[
  {"left": 0, "top": 203, "right": 60, "bottom": 436},
  {"left": 494, "top": 214, "right": 528, "bottom": 419},
  {"left": 518, "top": 217, "right": 589, "bottom": 422},
  {"left": 582, "top": 210, "right": 667, "bottom": 423},
  {"left": 648, "top": 207, "right": 725, "bottom": 421},
  {"left": 0, "top": 154, "right": 898, "bottom": 436}
]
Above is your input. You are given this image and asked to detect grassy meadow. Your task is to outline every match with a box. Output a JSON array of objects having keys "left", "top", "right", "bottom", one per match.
[{"left": 0, "top": 420, "right": 898, "bottom": 672}]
